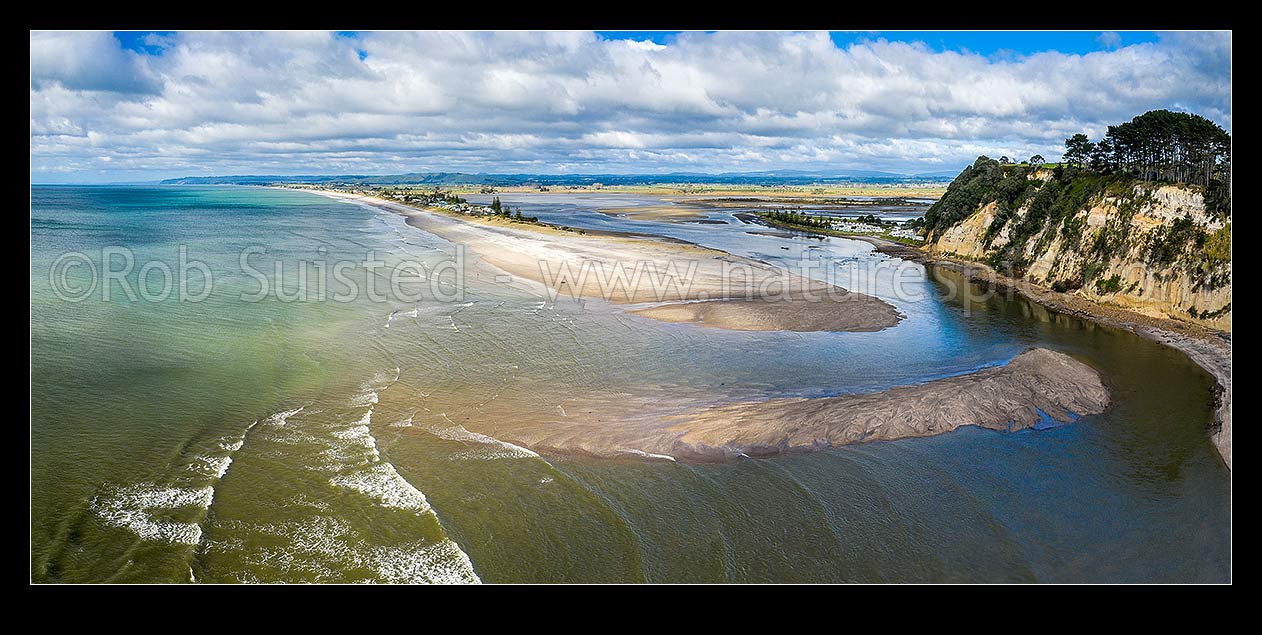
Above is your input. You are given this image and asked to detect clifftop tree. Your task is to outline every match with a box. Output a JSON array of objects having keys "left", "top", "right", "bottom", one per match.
[
  {"left": 1103, "top": 109, "right": 1229, "bottom": 186},
  {"left": 1063, "top": 134, "right": 1092, "bottom": 168}
]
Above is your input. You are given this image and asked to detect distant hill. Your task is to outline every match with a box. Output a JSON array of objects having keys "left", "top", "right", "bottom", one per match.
[{"left": 159, "top": 171, "right": 951, "bottom": 187}]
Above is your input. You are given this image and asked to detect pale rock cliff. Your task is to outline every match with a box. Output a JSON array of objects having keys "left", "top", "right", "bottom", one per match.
[{"left": 927, "top": 179, "right": 1231, "bottom": 330}]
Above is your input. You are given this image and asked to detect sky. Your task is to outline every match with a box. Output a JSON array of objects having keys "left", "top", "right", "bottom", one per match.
[{"left": 30, "top": 30, "right": 1231, "bottom": 183}]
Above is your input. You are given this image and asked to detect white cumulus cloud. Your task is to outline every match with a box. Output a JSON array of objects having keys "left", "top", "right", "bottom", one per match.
[{"left": 30, "top": 30, "right": 1231, "bottom": 182}]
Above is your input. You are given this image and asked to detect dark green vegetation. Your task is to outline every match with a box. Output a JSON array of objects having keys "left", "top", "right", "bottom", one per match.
[
  {"left": 1063, "top": 110, "right": 1231, "bottom": 217},
  {"left": 929, "top": 109, "right": 1230, "bottom": 235},
  {"left": 923, "top": 110, "right": 1231, "bottom": 296},
  {"left": 381, "top": 186, "right": 467, "bottom": 206},
  {"left": 1094, "top": 274, "right": 1123, "bottom": 295},
  {"left": 756, "top": 211, "right": 924, "bottom": 246},
  {"left": 490, "top": 196, "right": 540, "bottom": 223},
  {"left": 761, "top": 210, "right": 833, "bottom": 229}
]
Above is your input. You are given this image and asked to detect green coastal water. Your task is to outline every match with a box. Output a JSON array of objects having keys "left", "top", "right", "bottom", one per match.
[{"left": 30, "top": 185, "right": 1230, "bottom": 583}]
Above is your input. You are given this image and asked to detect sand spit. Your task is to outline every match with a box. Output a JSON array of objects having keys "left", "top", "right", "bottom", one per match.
[
  {"left": 460, "top": 348, "right": 1109, "bottom": 462},
  {"left": 630, "top": 297, "right": 895, "bottom": 332},
  {"left": 314, "top": 190, "right": 901, "bottom": 333},
  {"left": 657, "top": 348, "right": 1109, "bottom": 460}
]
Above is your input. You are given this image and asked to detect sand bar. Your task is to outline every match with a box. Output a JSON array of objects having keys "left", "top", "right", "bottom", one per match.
[{"left": 449, "top": 348, "right": 1110, "bottom": 462}]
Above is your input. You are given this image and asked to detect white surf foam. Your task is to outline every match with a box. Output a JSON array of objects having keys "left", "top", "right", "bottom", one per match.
[
  {"left": 264, "top": 406, "right": 305, "bottom": 427},
  {"left": 331, "top": 423, "right": 381, "bottom": 462},
  {"left": 372, "top": 539, "right": 482, "bottom": 584},
  {"left": 329, "top": 462, "right": 430, "bottom": 513},
  {"left": 90, "top": 483, "right": 214, "bottom": 545},
  {"left": 349, "top": 391, "right": 379, "bottom": 408},
  {"left": 188, "top": 454, "right": 234, "bottom": 479},
  {"left": 232, "top": 514, "right": 480, "bottom": 584},
  {"left": 106, "top": 406, "right": 299, "bottom": 548},
  {"left": 385, "top": 308, "right": 417, "bottom": 328}
]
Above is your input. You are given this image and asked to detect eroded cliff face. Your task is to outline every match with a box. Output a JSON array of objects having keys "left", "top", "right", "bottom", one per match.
[{"left": 927, "top": 177, "right": 1231, "bottom": 331}]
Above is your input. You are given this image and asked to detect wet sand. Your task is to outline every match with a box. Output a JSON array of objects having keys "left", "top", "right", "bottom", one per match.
[{"left": 596, "top": 204, "right": 710, "bottom": 222}]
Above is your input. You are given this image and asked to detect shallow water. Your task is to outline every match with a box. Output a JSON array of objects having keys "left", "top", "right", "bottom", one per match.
[{"left": 31, "top": 186, "right": 1230, "bottom": 583}]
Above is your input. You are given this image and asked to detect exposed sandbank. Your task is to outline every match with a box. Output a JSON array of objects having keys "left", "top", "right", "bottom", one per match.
[
  {"left": 596, "top": 204, "right": 710, "bottom": 222},
  {"left": 463, "top": 348, "right": 1109, "bottom": 462},
  {"left": 630, "top": 297, "right": 895, "bottom": 332}
]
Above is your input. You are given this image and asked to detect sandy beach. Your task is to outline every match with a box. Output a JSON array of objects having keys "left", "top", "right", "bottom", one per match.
[{"left": 316, "top": 190, "right": 902, "bottom": 333}]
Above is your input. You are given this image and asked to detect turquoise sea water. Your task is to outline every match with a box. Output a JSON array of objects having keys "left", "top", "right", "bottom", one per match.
[{"left": 30, "top": 185, "right": 1230, "bottom": 582}]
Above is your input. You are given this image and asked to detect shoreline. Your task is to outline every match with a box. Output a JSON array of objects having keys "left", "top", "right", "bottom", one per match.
[{"left": 834, "top": 228, "right": 1233, "bottom": 470}]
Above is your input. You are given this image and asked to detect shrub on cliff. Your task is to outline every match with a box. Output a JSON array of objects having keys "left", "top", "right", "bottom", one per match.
[{"left": 924, "top": 156, "right": 1005, "bottom": 235}]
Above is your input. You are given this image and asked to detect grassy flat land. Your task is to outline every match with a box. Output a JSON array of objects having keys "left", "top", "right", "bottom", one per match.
[{"left": 443, "top": 183, "right": 948, "bottom": 198}]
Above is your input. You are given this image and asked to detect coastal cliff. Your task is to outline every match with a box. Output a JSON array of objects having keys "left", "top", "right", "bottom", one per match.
[
  {"left": 924, "top": 158, "right": 1231, "bottom": 331},
  {"left": 921, "top": 157, "right": 1231, "bottom": 468}
]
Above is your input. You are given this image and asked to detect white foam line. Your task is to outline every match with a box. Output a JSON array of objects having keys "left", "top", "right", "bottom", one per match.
[
  {"left": 188, "top": 455, "right": 234, "bottom": 479},
  {"left": 428, "top": 416, "right": 539, "bottom": 459},
  {"left": 331, "top": 421, "right": 381, "bottom": 463},
  {"left": 265, "top": 406, "right": 306, "bottom": 427},
  {"left": 618, "top": 448, "right": 677, "bottom": 462}
]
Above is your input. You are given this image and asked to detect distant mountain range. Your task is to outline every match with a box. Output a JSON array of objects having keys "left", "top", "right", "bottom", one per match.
[{"left": 159, "top": 170, "right": 956, "bottom": 187}]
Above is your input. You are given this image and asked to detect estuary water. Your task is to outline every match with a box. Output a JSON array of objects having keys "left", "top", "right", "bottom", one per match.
[{"left": 30, "top": 186, "right": 1231, "bottom": 583}]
